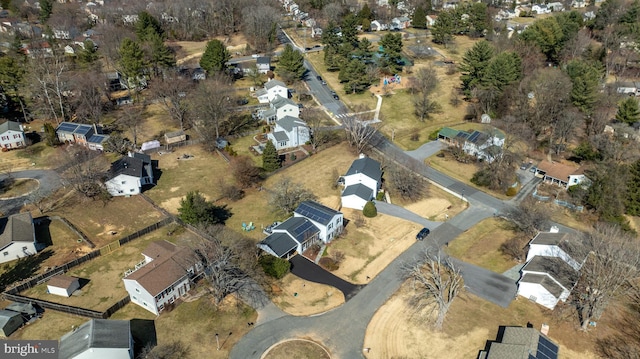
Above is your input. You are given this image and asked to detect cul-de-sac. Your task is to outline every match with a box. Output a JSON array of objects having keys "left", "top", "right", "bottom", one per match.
[{"left": 1, "top": 0, "right": 640, "bottom": 357}]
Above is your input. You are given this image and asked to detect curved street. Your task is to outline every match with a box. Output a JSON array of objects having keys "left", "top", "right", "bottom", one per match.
[{"left": 0, "top": 170, "right": 63, "bottom": 216}]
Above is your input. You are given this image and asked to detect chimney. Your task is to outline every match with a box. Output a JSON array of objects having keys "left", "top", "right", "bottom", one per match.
[
  {"left": 549, "top": 226, "right": 559, "bottom": 233},
  {"left": 93, "top": 123, "right": 98, "bottom": 134},
  {"left": 358, "top": 153, "right": 365, "bottom": 159}
]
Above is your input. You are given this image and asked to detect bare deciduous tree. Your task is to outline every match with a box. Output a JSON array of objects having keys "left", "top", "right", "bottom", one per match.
[
  {"left": 505, "top": 197, "right": 550, "bottom": 236},
  {"left": 410, "top": 67, "right": 441, "bottom": 122},
  {"left": 343, "top": 116, "right": 379, "bottom": 154},
  {"left": 152, "top": 76, "right": 194, "bottom": 131},
  {"left": 137, "top": 340, "right": 190, "bottom": 359},
  {"left": 402, "top": 248, "right": 464, "bottom": 330},
  {"left": 61, "top": 147, "right": 110, "bottom": 200},
  {"left": 69, "top": 70, "right": 111, "bottom": 125},
  {"left": 570, "top": 224, "right": 640, "bottom": 330},
  {"left": 388, "top": 164, "right": 426, "bottom": 201},
  {"left": 268, "top": 177, "right": 317, "bottom": 215},
  {"left": 189, "top": 75, "right": 234, "bottom": 149}
]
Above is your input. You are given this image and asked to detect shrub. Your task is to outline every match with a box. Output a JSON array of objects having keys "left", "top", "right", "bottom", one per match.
[
  {"left": 428, "top": 128, "right": 442, "bottom": 141},
  {"left": 259, "top": 255, "right": 291, "bottom": 279},
  {"left": 410, "top": 132, "right": 420, "bottom": 142},
  {"left": 376, "top": 191, "right": 385, "bottom": 201},
  {"left": 318, "top": 257, "right": 339, "bottom": 271},
  {"left": 363, "top": 201, "right": 377, "bottom": 218},
  {"left": 506, "top": 186, "right": 518, "bottom": 197}
]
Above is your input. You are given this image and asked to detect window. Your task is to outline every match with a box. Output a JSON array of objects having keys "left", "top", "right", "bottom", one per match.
[
  {"left": 132, "top": 296, "right": 137, "bottom": 300},
  {"left": 3, "top": 252, "right": 7, "bottom": 256},
  {"left": 121, "top": 181, "right": 126, "bottom": 184},
  {"left": 130, "top": 189, "right": 135, "bottom": 192},
  {"left": 22, "top": 246, "right": 27, "bottom": 250},
  {"left": 143, "top": 302, "right": 147, "bottom": 306},
  {"left": 135, "top": 288, "right": 140, "bottom": 293}
]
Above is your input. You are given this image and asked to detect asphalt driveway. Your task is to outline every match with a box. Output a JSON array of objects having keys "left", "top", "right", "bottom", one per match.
[
  {"left": 289, "top": 255, "right": 361, "bottom": 300},
  {"left": 404, "top": 140, "right": 446, "bottom": 161}
]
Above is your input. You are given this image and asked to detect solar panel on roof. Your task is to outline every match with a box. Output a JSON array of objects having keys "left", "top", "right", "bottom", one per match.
[
  {"left": 468, "top": 131, "right": 480, "bottom": 143},
  {"left": 58, "top": 123, "right": 77, "bottom": 132},
  {"left": 536, "top": 336, "right": 559, "bottom": 359}
]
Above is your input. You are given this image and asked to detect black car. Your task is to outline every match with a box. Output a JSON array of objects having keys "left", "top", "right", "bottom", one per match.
[
  {"left": 416, "top": 228, "right": 430, "bottom": 241},
  {"left": 332, "top": 94, "right": 339, "bottom": 100},
  {"left": 317, "top": 75, "right": 322, "bottom": 81}
]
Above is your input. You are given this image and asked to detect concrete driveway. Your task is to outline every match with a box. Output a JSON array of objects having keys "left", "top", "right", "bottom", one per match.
[
  {"left": 374, "top": 201, "right": 442, "bottom": 230},
  {"left": 404, "top": 140, "right": 446, "bottom": 161}
]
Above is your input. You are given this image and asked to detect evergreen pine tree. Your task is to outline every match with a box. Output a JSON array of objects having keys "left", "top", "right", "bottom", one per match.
[
  {"left": 616, "top": 97, "right": 640, "bottom": 125},
  {"left": 77, "top": 40, "right": 99, "bottom": 66},
  {"left": 39, "top": 0, "right": 53, "bottom": 22},
  {"left": 459, "top": 40, "right": 493, "bottom": 96},
  {"left": 275, "top": 44, "right": 305, "bottom": 84},
  {"left": 482, "top": 51, "right": 522, "bottom": 92},
  {"left": 262, "top": 141, "right": 280, "bottom": 172},
  {"left": 566, "top": 60, "right": 601, "bottom": 114},
  {"left": 626, "top": 159, "right": 640, "bottom": 216},
  {"left": 119, "top": 38, "right": 146, "bottom": 87},
  {"left": 149, "top": 33, "right": 175, "bottom": 76},
  {"left": 199, "top": 39, "right": 230, "bottom": 73},
  {"left": 136, "top": 11, "right": 164, "bottom": 41},
  {"left": 412, "top": 6, "right": 427, "bottom": 29},
  {"left": 431, "top": 10, "right": 455, "bottom": 44}
]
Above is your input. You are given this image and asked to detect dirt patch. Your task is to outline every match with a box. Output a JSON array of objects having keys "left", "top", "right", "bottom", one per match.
[
  {"left": 364, "top": 289, "right": 601, "bottom": 359},
  {"left": 264, "top": 339, "right": 331, "bottom": 359},
  {"left": 0, "top": 178, "right": 39, "bottom": 198},
  {"left": 271, "top": 274, "right": 344, "bottom": 316}
]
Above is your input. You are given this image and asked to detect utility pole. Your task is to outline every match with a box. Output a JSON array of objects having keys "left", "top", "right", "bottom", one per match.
[{"left": 216, "top": 333, "right": 219, "bottom": 350}]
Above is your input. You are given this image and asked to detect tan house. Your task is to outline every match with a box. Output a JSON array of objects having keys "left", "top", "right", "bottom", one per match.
[{"left": 534, "top": 160, "right": 588, "bottom": 189}]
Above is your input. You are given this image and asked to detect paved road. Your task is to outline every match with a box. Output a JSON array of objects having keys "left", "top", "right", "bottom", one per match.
[
  {"left": 289, "top": 255, "right": 361, "bottom": 299},
  {"left": 0, "top": 170, "right": 63, "bottom": 216},
  {"left": 375, "top": 201, "right": 442, "bottom": 230}
]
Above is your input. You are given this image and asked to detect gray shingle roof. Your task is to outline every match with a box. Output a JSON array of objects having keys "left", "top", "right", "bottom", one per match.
[
  {"left": 259, "top": 232, "right": 298, "bottom": 257},
  {"left": 271, "top": 95, "right": 296, "bottom": 109},
  {"left": 272, "top": 131, "right": 289, "bottom": 142},
  {"left": 256, "top": 56, "right": 270, "bottom": 65},
  {"left": 0, "top": 121, "right": 22, "bottom": 134},
  {"left": 480, "top": 327, "right": 559, "bottom": 359},
  {"left": 295, "top": 201, "right": 340, "bottom": 225},
  {"left": 522, "top": 256, "right": 578, "bottom": 291},
  {"left": 342, "top": 183, "right": 373, "bottom": 201},
  {"left": 276, "top": 116, "right": 306, "bottom": 132},
  {"left": 0, "top": 212, "right": 34, "bottom": 249},
  {"left": 345, "top": 157, "right": 381, "bottom": 182},
  {"left": 519, "top": 273, "right": 564, "bottom": 298},
  {"left": 59, "top": 319, "right": 131, "bottom": 359},
  {"left": 530, "top": 232, "right": 569, "bottom": 246},
  {"left": 264, "top": 79, "right": 286, "bottom": 90}
]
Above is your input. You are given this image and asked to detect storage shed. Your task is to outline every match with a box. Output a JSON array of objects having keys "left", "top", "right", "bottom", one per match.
[{"left": 47, "top": 275, "right": 80, "bottom": 297}]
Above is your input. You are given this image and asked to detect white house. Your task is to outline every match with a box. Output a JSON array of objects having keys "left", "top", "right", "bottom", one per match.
[
  {"left": 267, "top": 116, "right": 309, "bottom": 150},
  {"left": 261, "top": 95, "right": 300, "bottom": 123},
  {"left": 517, "top": 256, "right": 578, "bottom": 310},
  {"left": 572, "top": 0, "right": 587, "bottom": 8},
  {"left": 547, "top": 2, "right": 565, "bottom": 11},
  {"left": 341, "top": 155, "right": 382, "bottom": 210},
  {"left": 616, "top": 81, "right": 640, "bottom": 96},
  {"left": 105, "top": 152, "right": 154, "bottom": 197},
  {"left": 294, "top": 201, "right": 343, "bottom": 242},
  {"left": 532, "top": 4, "right": 551, "bottom": 13},
  {"left": 438, "top": 127, "right": 505, "bottom": 163},
  {"left": 526, "top": 228, "right": 584, "bottom": 271},
  {"left": 256, "top": 56, "right": 271, "bottom": 74},
  {"left": 123, "top": 240, "right": 199, "bottom": 315},
  {"left": 265, "top": 79, "right": 289, "bottom": 102},
  {"left": 534, "top": 160, "right": 588, "bottom": 190},
  {"left": 0, "top": 212, "right": 36, "bottom": 265},
  {"left": 47, "top": 275, "right": 80, "bottom": 297},
  {"left": 370, "top": 20, "right": 388, "bottom": 31},
  {"left": 59, "top": 319, "right": 133, "bottom": 359},
  {"left": 258, "top": 217, "right": 321, "bottom": 259},
  {"left": 311, "top": 27, "right": 323, "bottom": 37},
  {"left": 0, "top": 121, "right": 25, "bottom": 149},
  {"left": 391, "top": 16, "right": 411, "bottom": 29}
]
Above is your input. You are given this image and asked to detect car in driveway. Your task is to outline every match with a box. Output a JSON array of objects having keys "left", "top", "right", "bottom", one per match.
[{"left": 416, "top": 228, "right": 430, "bottom": 241}]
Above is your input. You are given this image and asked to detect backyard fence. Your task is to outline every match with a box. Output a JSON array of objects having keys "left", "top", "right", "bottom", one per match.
[
  {"left": 3, "top": 292, "right": 130, "bottom": 319},
  {"left": 49, "top": 216, "right": 96, "bottom": 248},
  {"left": 532, "top": 188, "right": 584, "bottom": 212}
]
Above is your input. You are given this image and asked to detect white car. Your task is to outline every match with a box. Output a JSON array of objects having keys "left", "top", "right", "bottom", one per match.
[{"left": 251, "top": 54, "right": 260, "bottom": 58}]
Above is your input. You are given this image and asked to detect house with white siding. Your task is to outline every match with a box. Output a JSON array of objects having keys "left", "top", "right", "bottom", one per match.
[
  {"left": 0, "top": 212, "right": 36, "bottom": 264},
  {"left": 267, "top": 115, "right": 309, "bottom": 150},
  {"left": 341, "top": 155, "right": 382, "bottom": 210},
  {"left": 104, "top": 152, "right": 154, "bottom": 197},
  {"left": 0, "top": 121, "right": 25, "bottom": 149},
  {"left": 261, "top": 95, "right": 300, "bottom": 124},
  {"left": 59, "top": 319, "right": 133, "bottom": 359}
]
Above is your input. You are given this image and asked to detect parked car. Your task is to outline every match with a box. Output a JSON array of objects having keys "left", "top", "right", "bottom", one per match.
[
  {"left": 416, "top": 228, "right": 430, "bottom": 241},
  {"left": 332, "top": 93, "right": 339, "bottom": 100},
  {"left": 316, "top": 75, "right": 323, "bottom": 81}
]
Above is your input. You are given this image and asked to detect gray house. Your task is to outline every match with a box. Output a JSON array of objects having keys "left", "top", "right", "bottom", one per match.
[
  {"left": 258, "top": 217, "right": 320, "bottom": 258},
  {"left": 0, "top": 309, "right": 24, "bottom": 337},
  {"left": 59, "top": 319, "right": 134, "bottom": 359}
]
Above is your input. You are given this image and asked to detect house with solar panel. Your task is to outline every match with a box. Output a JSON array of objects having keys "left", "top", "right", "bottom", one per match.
[
  {"left": 341, "top": 154, "right": 382, "bottom": 210},
  {"left": 517, "top": 228, "right": 584, "bottom": 310},
  {"left": 438, "top": 127, "right": 505, "bottom": 163},
  {"left": 56, "top": 122, "right": 110, "bottom": 151},
  {"left": 104, "top": 152, "right": 154, "bottom": 196},
  {"left": 59, "top": 319, "right": 134, "bottom": 359},
  {"left": 478, "top": 326, "right": 559, "bottom": 359},
  {"left": 267, "top": 115, "right": 310, "bottom": 150},
  {"left": 0, "top": 120, "right": 25, "bottom": 150},
  {"left": 258, "top": 201, "right": 343, "bottom": 258}
]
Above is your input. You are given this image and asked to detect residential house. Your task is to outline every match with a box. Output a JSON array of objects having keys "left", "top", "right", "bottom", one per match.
[
  {"left": 256, "top": 56, "right": 271, "bottom": 74},
  {"left": 264, "top": 79, "right": 289, "bottom": 102},
  {"left": 59, "top": 319, "right": 133, "bottom": 359},
  {"left": 341, "top": 154, "right": 382, "bottom": 210},
  {"left": 267, "top": 115, "right": 309, "bottom": 150},
  {"left": 437, "top": 127, "right": 505, "bottom": 163},
  {"left": 583, "top": 10, "right": 596, "bottom": 20},
  {"left": 47, "top": 274, "right": 80, "bottom": 297},
  {"left": 56, "top": 122, "right": 109, "bottom": 150},
  {"left": 443, "top": 0, "right": 459, "bottom": 9},
  {"left": 294, "top": 201, "right": 343, "bottom": 242},
  {"left": 106, "top": 72, "right": 128, "bottom": 91},
  {"left": 4, "top": 302, "right": 38, "bottom": 322},
  {"left": 477, "top": 326, "right": 559, "bottom": 359},
  {"left": 526, "top": 228, "right": 584, "bottom": 271},
  {"left": 0, "top": 121, "right": 25, "bottom": 149},
  {"left": 0, "top": 212, "right": 37, "bottom": 265},
  {"left": 164, "top": 130, "right": 187, "bottom": 144},
  {"left": 258, "top": 217, "right": 321, "bottom": 258},
  {"left": 426, "top": 15, "right": 438, "bottom": 27},
  {"left": 532, "top": 4, "right": 551, "bottom": 13},
  {"left": 518, "top": 255, "right": 579, "bottom": 310},
  {"left": 572, "top": 0, "right": 587, "bottom": 8},
  {"left": 391, "top": 16, "right": 411, "bottom": 29},
  {"left": 370, "top": 20, "right": 388, "bottom": 31},
  {"left": 311, "top": 27, "right": 323, "bottom": 37},
  {"left": 261, "top": 95, "right": 299, "bottom": 123},
  {"left": 123, "top": 240, "right": 199, "bottom": 315},
  {"left": 105, "top": 152, "right": 154, "bottom": 197},
  {"left": 547, "top": 2, "right": 565, "bottom": 11},
  {"left": 0, "top": 309, "right": 23, "bottom": 337},
  {"left": 534, "top": 160, "right": 588, "bottom": 189}
]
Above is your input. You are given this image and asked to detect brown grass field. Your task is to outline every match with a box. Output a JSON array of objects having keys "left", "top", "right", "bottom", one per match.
[
  {"left": 264, "top": 339, "right": 331, "bottom": 359},
  {"left": 0, "top": 140, "right": 61, "bottom": 172},
  {"left": 271, "top": 274, "right": 344, "bottom": 315},
  {"left": 445, "top": 218, "right": 517, "bottom": 273},
  {"left": 51, "top": 193, "right": 166, "bottom": 248},
  {"left": 0, "top": 178, "right": 39, "bottom": 198},
  {"left": 364, "top": 286, "right": 606, "bottom": 359}
]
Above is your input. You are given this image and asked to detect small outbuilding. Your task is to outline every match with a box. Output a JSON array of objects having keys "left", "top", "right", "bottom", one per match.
[
  {"left": 0, "top": 309, "right": 24, "bottom": 337},
  {"left": 164, "top": 130, "right": 186, "bottom": 144},
  {"left": 47, "top": 275, "right": 80, "bottom": 297},
  {"left": 5, "top": 302, "right": 39, "bottom": 321}
]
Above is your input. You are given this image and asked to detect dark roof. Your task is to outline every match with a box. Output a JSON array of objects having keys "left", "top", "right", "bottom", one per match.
[
  {"left": 0, "top": 212, "right": 34, "bottom": 249},
  {"left": 519, "top": 273, "right": 564, "bottom": 298},
  {"left": 4, "top": 302, "right": 37, "bottom": 316},
  {"left": 47, "top": 275, "right": 79, "bottom": 289},
  {"left": 530, "top": 232, "right": 586, "bottom": 265},
  {"left": 124, "top": 241, "right": 194, "bottom": 296},
  {"left": 272, "top": 131, "right": 289, "bottom": 142},
  {"left": 274, "top": 217, "right": 319, "bottom": 243},
  {"left": 130, "top": 152, "right": 151, "bottom": 164},
  {"left": 87, "top": 134, "right": 109, "bottom": 144},
  {"left": 264, "top": 79, "right": 286, "bottom": 90},
  {"left": 59, "top": 319, "right": 131, "bottom": 358},
  {"left": 530, "top": 232, "right": 569, "bottom": 246},
  {"left": 522, "top": 256, "right": 578, "bottom": 291},
  {"left": 0, "top": 309, "right": 23, "bottom": 330},
  {"left": 345, "top": 156, "right": 381, "bottom": 182},
  {"left": 342, "top": 183, "right": 373, "bottom": 201},
  {"left": 0, "top": 120, "right": 22, "bottom": 134},
  {"left": 256, "top": 56, "right": 270, "bottom": 64},
  {"left": 271, "top": 95, "right": 296, "bottom": 109},
  {"left": 259, "top": 232, "right": 298, "bottom": 257},
  {"left": 482, "top": 326, "right": 559, "bottom": 359},
  {"left": 276, "top": 116, "right": 306, "bottom": 132},
  {"left": 295, "top": 201, "right": 341, "bottom": 225},
  {"left": 109, "top": 153, "right": 151, "bottom": 180},
  {"left": 56, "top": 122, "right": 94, "bottom": 136}
]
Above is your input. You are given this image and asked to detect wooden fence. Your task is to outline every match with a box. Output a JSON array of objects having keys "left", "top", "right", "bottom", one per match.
[{"left": 3, "top": 292, "right": 130, "bottom": 319}]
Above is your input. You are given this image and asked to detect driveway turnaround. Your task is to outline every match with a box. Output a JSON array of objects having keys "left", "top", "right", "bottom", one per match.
[
  {"left": 289, "top": 255, "right": 361, "bottom": 300},
  {"left": 0, "top": 170, "right": 62, "bottom": 215}
]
